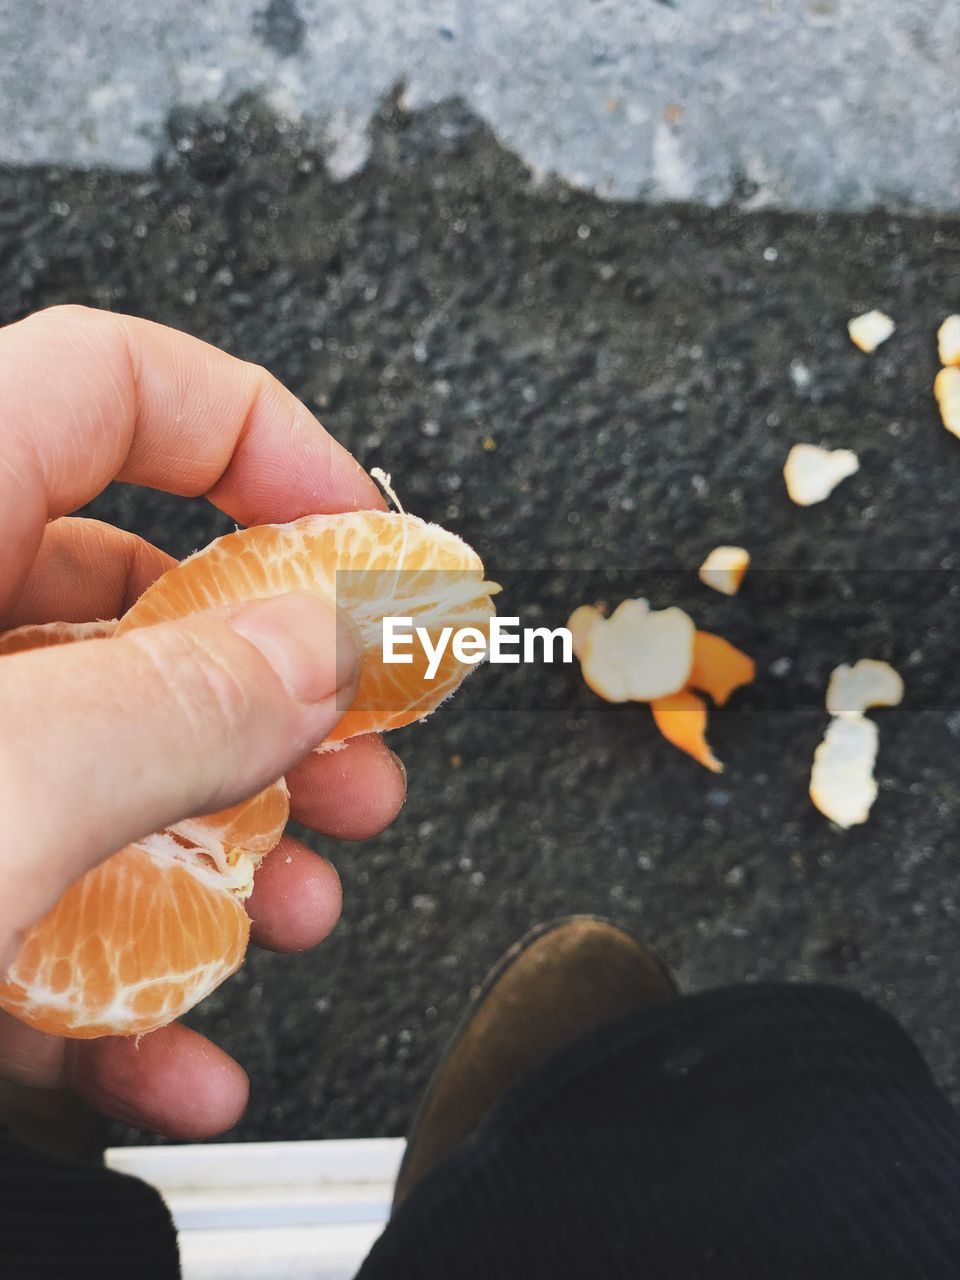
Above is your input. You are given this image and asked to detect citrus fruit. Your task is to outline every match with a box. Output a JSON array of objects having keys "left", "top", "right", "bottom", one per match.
[
  {"left": 0, "top": 618, "right": 117, "bottom": 655},
  {"left": 115, "top": 510, "right": 499, "bottom": 743},
  {"left": 0, "top": 836, "right": 250, "bottom": 1039},
  {"left": 0, "top": 509, "right": 497, "bottom": 1038}
]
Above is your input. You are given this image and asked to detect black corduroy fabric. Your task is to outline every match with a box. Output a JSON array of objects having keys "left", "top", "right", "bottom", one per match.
[
  {"left": 358, "top": 983, "right": 960, "bottom": 1279},
  {"left": 3, "top": 984, "right": 958, "bottom": 1278},
  {"left": 0, "top": 1130, "right": 179, "bottom": 1280}
]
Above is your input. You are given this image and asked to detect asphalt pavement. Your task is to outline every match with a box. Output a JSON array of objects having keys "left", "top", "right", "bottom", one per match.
[{"left": 2, "top": 96, "right": 959, "bottom": 1142}]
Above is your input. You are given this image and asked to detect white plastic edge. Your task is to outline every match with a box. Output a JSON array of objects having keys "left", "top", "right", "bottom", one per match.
[{"left": 106, "top": 1137, "right": 405, "bottom": 1280}]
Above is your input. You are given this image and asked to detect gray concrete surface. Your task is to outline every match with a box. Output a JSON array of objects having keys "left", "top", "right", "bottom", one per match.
[
  {"left": 2, "top": 99, "right": 957, "bottom": 1143},
  {"left": 4, "top": 0, "right": 960, "bottom": 210}
]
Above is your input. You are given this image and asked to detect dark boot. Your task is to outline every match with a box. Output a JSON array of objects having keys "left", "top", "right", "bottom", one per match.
[{"left": 394, "top": 914, "right": 676, "bottom": 1206}]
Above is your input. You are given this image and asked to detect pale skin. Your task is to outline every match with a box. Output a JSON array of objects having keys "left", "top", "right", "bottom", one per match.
[{"left": 0, "top": 305, "right": 407, "bottom": 1139}]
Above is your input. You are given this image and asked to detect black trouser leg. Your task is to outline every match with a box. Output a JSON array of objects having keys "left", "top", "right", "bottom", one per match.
[
  {"left": 0, "top": 1128, "right": 179, "bottom": 1280},
  {"left": 359, "top": 984, "right": 960, "bottom": 1280}
]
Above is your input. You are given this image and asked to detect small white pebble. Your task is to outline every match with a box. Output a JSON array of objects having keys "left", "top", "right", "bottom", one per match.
[
  {"left": 789, "top": 359, "right": 812, "bottom": 391},
  {"left": 783, "top": 443, "right": 860, "bottom": 506},
  {"left": 936, "top": 367, "right": 960, "bottom": 438},
  {"left": 848, "top": 310, "right": 895, "bottom": 353},
  {"left": 698, "top": 545, "right": 750, "bottom": 596},
  {"left": 937, "top": 315, "right": 960, "bottom": 367}
]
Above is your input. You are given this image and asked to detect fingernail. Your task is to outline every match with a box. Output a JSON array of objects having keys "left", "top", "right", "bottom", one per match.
[
  {"left": 389, "top": 749, "right": 407, "bottom": 799},
  {"left": 0, "top": 934, "right": 19, "bottom": 980},
  {"left": 227, "top": 594, "right": 360, "bottom": 703}
]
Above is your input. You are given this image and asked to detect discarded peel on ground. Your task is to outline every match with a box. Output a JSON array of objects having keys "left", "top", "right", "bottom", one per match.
[
  {"left": 0, "top": 510, "right": 498, "bottom": 1039},
  {"left": 698, "top": 545, "right": 750, "bottom": 597},
  {"left": 568, "top": 600, "right": 755, "bottom": 771},
  {"left": 810, "top": 659, "right": 903, "bottom": 828}
]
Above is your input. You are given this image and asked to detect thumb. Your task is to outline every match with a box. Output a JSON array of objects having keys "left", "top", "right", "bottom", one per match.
[{"left": 0, "top": 593, "right": 358, "bottom": 967}]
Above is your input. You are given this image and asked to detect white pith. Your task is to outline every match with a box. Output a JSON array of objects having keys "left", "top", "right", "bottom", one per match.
[
  {"left": 825, "top": 660, "right": 904, "bottom": 718},
  {"left": 783, "top": 444, "right": 860, "bottom": 506},
  {"left": 140, "top": 830, "right": 259, "bottom": 897},
  {"left": 810, "top": 716, "right": 879, "bottom": 828},
  {"left": 581, "top": 599, "right": 696, "bottom": 703}
]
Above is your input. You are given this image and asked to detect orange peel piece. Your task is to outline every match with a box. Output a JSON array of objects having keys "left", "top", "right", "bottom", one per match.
[
  {"left": 0, "top": 618, "right": 117, "bottom": 655},
  {"left": 825, "top": 659, "right": 903, "bottom": 718},
  {"left": 935, "top": 367, "right": 960, "bottom": 438},
  {"left": 698, "top": 545, "right": 750, "bottom": 596},
  {"left": 580, "top": 599, "right": 695, "bottom": 703},
  {"left": 938, "top": 315, "right": 960, "bottom": 368},
  {"left": 689, "top": 631, "right": 756, "bottom": 707},
  {"left": 784, "top": 443, "right": 859, "bottom": 506},
  {"left": 566, "top": 604, "right": 604, "bottom": 660},
  {"left": 848, "top": 310, "right": 895, "bottom": 353},
  {"left": 809, "top": 716, "right": 878, "bottom": 828},
  {"left": 650, "top": 689, "right": 723, "bottom": 773}
]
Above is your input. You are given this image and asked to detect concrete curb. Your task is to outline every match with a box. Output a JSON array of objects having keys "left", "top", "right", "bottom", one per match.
[{"left": 4, "top": 0, "right": 959, "bottom": 211}]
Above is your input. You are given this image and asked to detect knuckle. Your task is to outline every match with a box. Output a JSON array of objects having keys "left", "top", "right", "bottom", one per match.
[
  {"left": 28, "top": 302, "right": 101, "bottom": 334},
  {"left": 127, "top": 624, "right": 256, "bottom": 748},
  {"left": 240, "top": 358, "right": 273, "bottom": 393},
  {"left": 239, "top": 360, "right": 293, "bottom": 428}
]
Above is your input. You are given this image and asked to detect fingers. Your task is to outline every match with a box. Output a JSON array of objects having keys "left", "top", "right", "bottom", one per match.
[
  {"left": 246, "top": 737, "right": 409, "bottom": 953},
  {"left": 66, "top": 1023, "right": 248, "bottom": 1139},
  {"left": 287, "top": 734, "right": 407, "bottom": 839},
  {"left": 0, "top": 593, "right": 359, "bottom": 965},
  {"left": 0, "top": 1012, "right": 247, "bottom": 1141},
  {"left": 4, "top": 517, "right": 175, "bottom": 629},
  {"left": 245, "top": 835, "right": 343, "bottom": 952},
  {"left": 0, "top": 305, "right": 384, "bottom": 613},
  {"left": 0, "top": 1010, "right": 64, "bottom": 1087}
]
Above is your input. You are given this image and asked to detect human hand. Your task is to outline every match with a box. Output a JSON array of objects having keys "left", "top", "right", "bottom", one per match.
[{"left": 0, "top": 305, "right": 406, "bottom": 1138}]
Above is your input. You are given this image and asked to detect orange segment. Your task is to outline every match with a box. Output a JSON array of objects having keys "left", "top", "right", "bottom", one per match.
[
  {"left": 0, "top": 839, "right": 249, "bottom": 1038},
  {"left": 0, "top": 618, "right": 117, "bottom": 655},
  {"left": 650, "top": 689, "right": 723, "bottom": 773},
  {"left": 689, "top": 631, "right": 756, "bottom": 707},
  {"left": 116, "top": 511, "right": 498, "bottom": 745},
  {"left": 0, "top": 508, "right": 494, "bottom": 1039},
  {"left": 171, "top": 781, "right": 290, "bottom": 866}
]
